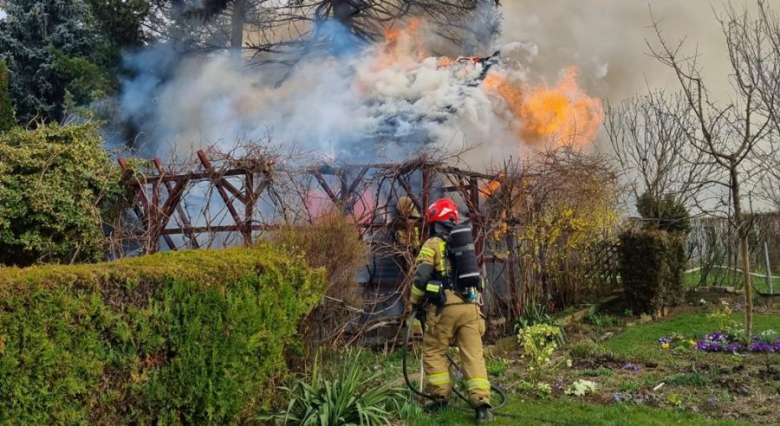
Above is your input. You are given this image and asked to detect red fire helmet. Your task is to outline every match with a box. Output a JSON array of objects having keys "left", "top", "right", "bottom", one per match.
[{"left": 426, "top": 198, "right": 458, "bottom": 223}]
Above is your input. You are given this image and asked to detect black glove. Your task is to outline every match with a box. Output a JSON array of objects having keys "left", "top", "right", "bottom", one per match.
[{"left": 412, "top": 304, "right": 426, "bottom": 322}]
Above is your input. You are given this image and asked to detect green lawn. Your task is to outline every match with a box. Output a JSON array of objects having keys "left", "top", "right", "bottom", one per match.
[
  {"left": 408, "top": 397, "right": 755, "bottom": 425},
  {"left": 382, "top": 310, "right": 780, "bottom": 425},
  {"left": 601, "top": 311, "right": 780, "bottom": 362},
  {"left": 684, "top": 269, "right": 779, "bottom": 294}
]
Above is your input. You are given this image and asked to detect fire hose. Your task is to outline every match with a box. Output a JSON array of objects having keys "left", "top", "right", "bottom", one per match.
[{"left": 401, "top": 310, "right": 583, "bottom": 426}]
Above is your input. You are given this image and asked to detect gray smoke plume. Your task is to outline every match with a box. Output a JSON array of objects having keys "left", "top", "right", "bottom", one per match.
[{"left": 115, "top": 3, "right": 619, "bottom": 164}]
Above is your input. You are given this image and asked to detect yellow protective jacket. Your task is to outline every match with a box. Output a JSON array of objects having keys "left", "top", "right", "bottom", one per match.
[
  {"left": 409, "top": 235, "right": 491, "bottom": 407},
  {"left": 394, "top": 220, "right": 420, "bottom": 248},
  {"left": 410, "top": 236, "right": 450, "bottom": 305}
]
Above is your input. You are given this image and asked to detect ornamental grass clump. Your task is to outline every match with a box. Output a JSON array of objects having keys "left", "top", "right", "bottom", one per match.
[{"left": 259, "top": 351, "right": 404, "bottom": 426}]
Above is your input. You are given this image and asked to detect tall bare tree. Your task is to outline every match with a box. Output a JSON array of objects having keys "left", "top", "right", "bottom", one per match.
[
  {"left": 646, "top": 3, "right": 775, "bottom": 335},
  {"left": 731, "top": 1, "right": 780, "bottom": 214},
  {"left": 605, "top": 90, "right": 710, "bottom": 216},
  {"left": 145, "top": 0, "right": 500, "bottom": 58},
  {"left": 243, "top": 0, "right": 501, "bottom": 64}
]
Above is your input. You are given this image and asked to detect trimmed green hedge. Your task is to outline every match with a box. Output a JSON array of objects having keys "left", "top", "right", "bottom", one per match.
[
  {"left": 619, "top": 229, "right": 686, "bottom": 315},
  {"left": 0, "top": 246, "right": 324, "bottom": 425}
]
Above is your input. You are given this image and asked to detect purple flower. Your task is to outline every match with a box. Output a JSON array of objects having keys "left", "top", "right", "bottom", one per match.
[
  {"left": 658, "top": 337, "right": 672, "bottom": 344},
  {"left": 705, "top": 332, "right": 729, "bottom": 342},
  {"left": 733, "top": 303, "right": 744, "bottom": 312},
  {"left": 554, "top": 378, "right": 564, "bottom": 393},
  {"left": 613, "top": 392, "right": 626, "bottom": 402},
  {"left": 726, "top": 343, "right": 744, "bottom": 353},
  {"left": 748, "top": 342, "right": 776, "bottom": 353},
  {"left": 622, "top": 363, "right": 640, "bottom": 372},
  {"left": 454, "top": 370, "right": 463, "bottom": 377},
  {"left": 694, "top": 341, "right": 725, "bottom": 352},
  {"left": 708, "top": 396, "right": 719, "bottom": 405}
]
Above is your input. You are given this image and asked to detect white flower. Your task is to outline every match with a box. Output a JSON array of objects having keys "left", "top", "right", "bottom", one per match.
[
  {"left": 565, "top": 379, "right": 598, "bottom": 397},
  {"left": 566, "top": 359, "right": 573, "bottom": 368},
  {"left": 536, "top": 383, "right": 552, "bottom": 395}
]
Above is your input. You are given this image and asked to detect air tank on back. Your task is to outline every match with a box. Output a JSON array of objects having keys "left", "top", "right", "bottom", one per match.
[{"left": 448, "top": 224, "right": 481, "bottom": 290}]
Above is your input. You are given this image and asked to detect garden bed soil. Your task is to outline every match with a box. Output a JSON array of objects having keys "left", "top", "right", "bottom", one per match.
[{"left": 482, "top": 306, "right": 780, "bottom": 425}]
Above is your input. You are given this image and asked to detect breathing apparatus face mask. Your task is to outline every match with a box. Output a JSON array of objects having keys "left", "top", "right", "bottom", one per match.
[{"left": 432, "top": 220, "right": 456, "bottom": 236}]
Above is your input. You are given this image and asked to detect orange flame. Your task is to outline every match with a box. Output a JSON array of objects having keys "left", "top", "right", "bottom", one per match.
[
  {"left": 376, "top": 18, "right": 428, "bottom": 68},
  {"left": 367, "top": 18, "right": 604, "bottom": 151},
  {"left": 484, "top": 68, "right": 603, "bottom": 149},
  {"left": 480, "top": 173, "right": 506, "bottom": 196},
  {"left": 482, "top": 179, "right": 502, "bottom": 196},
  {"left": 437, "top": 57, "right": 454, "bottom": 68},
  {"left": 437, "top": 56, "right": 481, "bottom": 69}
]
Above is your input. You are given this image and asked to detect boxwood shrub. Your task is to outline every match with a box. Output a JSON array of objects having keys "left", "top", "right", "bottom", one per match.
[
  {"left": 619, "top": 229, "right": 686, "bottom": 315},
  {"left": 0, "top": 246, "right": 324, "bottom": 425}
]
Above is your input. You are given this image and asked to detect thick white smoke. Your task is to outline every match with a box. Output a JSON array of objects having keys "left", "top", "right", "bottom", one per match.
[
  {"left": 118, "top": 2, "right": 778, "bottom": 163},
  {"left": 119, "top": 28, "right": 530, "bottom": 164},
  {"left": 117, "top": 4, "right": 610, "bottom": 165}
]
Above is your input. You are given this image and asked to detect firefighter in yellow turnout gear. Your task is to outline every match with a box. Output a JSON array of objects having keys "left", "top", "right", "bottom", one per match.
[
  {"left": 410, "top": 198, "right": 493, "bottom": 423},
  {"left": 395, "top": 196, "right": 421, "bottom": 248}
]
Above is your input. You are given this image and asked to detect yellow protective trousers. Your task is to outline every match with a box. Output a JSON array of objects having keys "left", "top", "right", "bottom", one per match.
[{"left": 423, "top": 290, "right": 490, "bottom": 407}]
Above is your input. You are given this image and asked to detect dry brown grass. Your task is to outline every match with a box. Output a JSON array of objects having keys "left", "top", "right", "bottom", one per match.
[{"left": 271, "top": 209, "right": 367, "bottom": 348}]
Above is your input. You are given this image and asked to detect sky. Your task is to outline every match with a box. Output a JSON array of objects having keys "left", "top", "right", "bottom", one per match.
[{"left": 501, "top": 0, "right": 761, "bottom": 108}]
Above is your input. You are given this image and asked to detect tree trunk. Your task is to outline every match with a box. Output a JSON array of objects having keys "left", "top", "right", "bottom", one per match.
[
  {"left": 731, "top": 165, "right": 753, "bottom": 336},
  {"left": 230, "top": 0, "right": 246, "bottom": 54}
]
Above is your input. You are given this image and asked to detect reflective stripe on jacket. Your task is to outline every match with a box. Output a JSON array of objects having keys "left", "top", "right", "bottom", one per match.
[{"left": 410, "top": 236, "right": 450, "bottom": 304}]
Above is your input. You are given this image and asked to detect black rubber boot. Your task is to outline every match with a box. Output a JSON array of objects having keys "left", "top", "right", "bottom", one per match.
[
  {"left": 475, "top": 404, "right": 494, "bottom": 424},
  {"left": 424, "top": 397, "right": 449, "bottom": 413}
]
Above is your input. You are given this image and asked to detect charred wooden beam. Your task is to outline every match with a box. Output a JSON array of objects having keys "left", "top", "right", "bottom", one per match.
[
  {"left": 163, "top": 235, "right": 177, "bottom": 251},
  {"left": 153, "top": 158, "right": 199, "bottom": 249},
  {"left": 312, "top": 170, "right": 339, "bottom": 204},
  {"left": 157, "top": 224, "right": 277, "bottom": 235},
  {"left": 197, "top": 150, "right": 250, "bottom": 245},
  {"left": 117, "top": 155, "right": 517, "bottom": 261},
  {"left": 148, "top": 169, "right": 161, "bottom": 254},
  {"left": 342, "top": 166, "right": 370, "bottom": 213},
  {"left": 396, "top": 173, "right": 422, "bottom": 213}
]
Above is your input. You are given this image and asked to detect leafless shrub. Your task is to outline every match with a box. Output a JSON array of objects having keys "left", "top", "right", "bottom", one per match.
[
  {"left": 271, "top": 209, "right": 368, "bottom": 348},
  {"left": 605, "top": 90, "right": 711, "bottom": 213}
]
